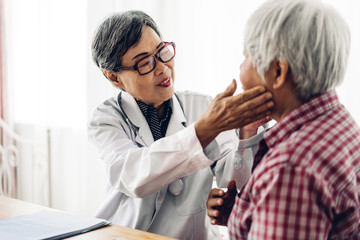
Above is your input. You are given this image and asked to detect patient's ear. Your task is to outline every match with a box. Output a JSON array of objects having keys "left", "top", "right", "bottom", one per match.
[
  {"left": 104, "top": 70, "right": 124, "bottom": 89},
  {"left": 273, "top": 59, "right": 289, "bottom": 90}
]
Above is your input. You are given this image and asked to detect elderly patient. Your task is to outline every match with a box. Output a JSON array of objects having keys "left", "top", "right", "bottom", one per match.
[{"left": 206, "top": 0, "right": 360, "bottom": 239}]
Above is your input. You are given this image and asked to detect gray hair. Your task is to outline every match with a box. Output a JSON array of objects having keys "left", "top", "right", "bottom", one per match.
[
  {"left": 91, "top": 10, "right": 162, "bottom": 73},
  {"left": 244, "top": 0, "right": 351, "bottom": 101}
]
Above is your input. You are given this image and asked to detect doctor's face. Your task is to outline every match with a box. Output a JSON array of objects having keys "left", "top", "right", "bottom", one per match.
[{"left": 115, "top": 26, "right": 175, "bottom": 109}]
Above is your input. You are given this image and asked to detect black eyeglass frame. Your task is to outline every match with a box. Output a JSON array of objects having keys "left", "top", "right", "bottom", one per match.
[{"left": 116, "top": 42, "right": 176, "bottom": 75}]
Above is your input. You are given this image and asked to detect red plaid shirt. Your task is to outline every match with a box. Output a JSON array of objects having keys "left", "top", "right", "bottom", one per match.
[{"left": 228, "top": 90, "right": 360, "bottom": 239}]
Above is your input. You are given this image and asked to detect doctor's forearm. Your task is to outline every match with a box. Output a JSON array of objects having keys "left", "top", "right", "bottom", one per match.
[{"left": 194, "top": 120, "right": 220, "bottom": 149}]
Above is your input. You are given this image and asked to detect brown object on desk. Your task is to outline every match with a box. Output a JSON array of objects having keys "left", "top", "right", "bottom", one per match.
[{"left": 0, "top": 196, "right": 177, "bottom": 240}]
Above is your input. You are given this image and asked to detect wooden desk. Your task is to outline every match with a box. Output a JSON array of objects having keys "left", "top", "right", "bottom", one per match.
[{"left": 0, "top": 196, "right": 176, "bottom": 240}]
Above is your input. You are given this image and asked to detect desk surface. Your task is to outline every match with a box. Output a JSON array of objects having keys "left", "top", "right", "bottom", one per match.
[{"left": 0, "top": 196, "right": 176, "bottom": 240}]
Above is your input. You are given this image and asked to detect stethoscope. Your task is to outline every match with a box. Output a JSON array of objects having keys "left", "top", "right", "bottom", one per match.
[
  {"left": 116, "top": 91, "right": 184, "bottom": 196},
  {"left": 117, "top": 91, "right": 148, "bottom": 147}
]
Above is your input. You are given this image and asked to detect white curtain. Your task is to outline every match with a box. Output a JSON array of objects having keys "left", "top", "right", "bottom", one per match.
[
  {"left": 3, "top": 0, "right": 360, "bottom": 218},
  {"left": 0, "top": 0, "right": 17, "bottom": 198},
  {"left": 2, "top": 0, "right": 101, "bottom": 216}
]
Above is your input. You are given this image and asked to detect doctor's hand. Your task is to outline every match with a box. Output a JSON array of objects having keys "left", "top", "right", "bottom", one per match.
[
  {"left": 195, "top": 79, "right": 273, "bottom": 148},
  {"left": 206, "top": 180, "right": 238, "bottom": 226}
]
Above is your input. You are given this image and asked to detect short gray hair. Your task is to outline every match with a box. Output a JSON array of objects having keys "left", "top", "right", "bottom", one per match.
[
  {"left": 91, "top": 10, "right": 162, "bottom": 73},
  {"left": 244, "top": 0, "right": 351, "bottom": 101}
]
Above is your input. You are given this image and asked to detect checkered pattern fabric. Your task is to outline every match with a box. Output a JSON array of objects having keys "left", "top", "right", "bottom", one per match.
[{"left": 228, "top": 90, "right": 360, "bottom": 239}]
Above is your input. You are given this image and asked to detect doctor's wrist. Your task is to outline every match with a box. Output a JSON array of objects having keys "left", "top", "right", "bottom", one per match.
[{"left": 195, "top": 120, "right": 219, "bottom": 149}]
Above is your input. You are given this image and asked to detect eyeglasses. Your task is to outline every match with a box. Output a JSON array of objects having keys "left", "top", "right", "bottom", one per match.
[{"left": 117, "top": 42, "right": 176, "bottom": 75}]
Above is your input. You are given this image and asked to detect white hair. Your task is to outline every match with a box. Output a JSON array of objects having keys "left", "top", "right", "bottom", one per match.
[{"left": 244, "top": 0, "right": 351, "bottom": 101}]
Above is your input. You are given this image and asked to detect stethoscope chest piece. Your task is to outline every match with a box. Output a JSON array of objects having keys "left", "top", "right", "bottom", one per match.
[{"left": 168, "top": 179, "right": 183, "bottom": 196}]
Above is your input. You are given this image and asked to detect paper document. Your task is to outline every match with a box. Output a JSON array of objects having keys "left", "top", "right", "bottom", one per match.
[{"left": 0, "top": 210, "right": 111, "bottom": 240}]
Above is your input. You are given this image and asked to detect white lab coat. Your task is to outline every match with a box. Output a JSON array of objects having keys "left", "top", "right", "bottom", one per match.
[{"left": 88, "top": 90, "right": 264, "bottom": 240}]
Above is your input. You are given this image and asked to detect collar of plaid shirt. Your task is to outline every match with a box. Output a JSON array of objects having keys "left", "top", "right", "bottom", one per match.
[
  {"left": 263, "top": 90, "right": 339, "bottom": 149},
  {"left": 251, "top": 90, "right": 339, "bottom": 172}
]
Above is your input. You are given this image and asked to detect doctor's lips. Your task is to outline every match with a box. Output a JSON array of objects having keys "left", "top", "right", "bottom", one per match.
[{"left": 157, "top": 77, "right": 171, "bottom": 87}]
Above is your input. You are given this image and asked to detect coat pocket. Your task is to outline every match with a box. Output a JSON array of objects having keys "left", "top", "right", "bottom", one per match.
[{"left": 174, "top": 169, "right": 213, "bottom": 215}]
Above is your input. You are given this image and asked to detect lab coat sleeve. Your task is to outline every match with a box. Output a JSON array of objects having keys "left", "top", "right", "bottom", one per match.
[
  {"left": 88, "top": 101, "right": 214, "bottom": 198},
  {"left": 212, "top": 129, "right": 265, "bottom": 190}
]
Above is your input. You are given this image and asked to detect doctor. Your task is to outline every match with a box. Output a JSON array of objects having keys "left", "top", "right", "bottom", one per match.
[{"left": 88, "top": 10, "right": 273, "bottom": 240}]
